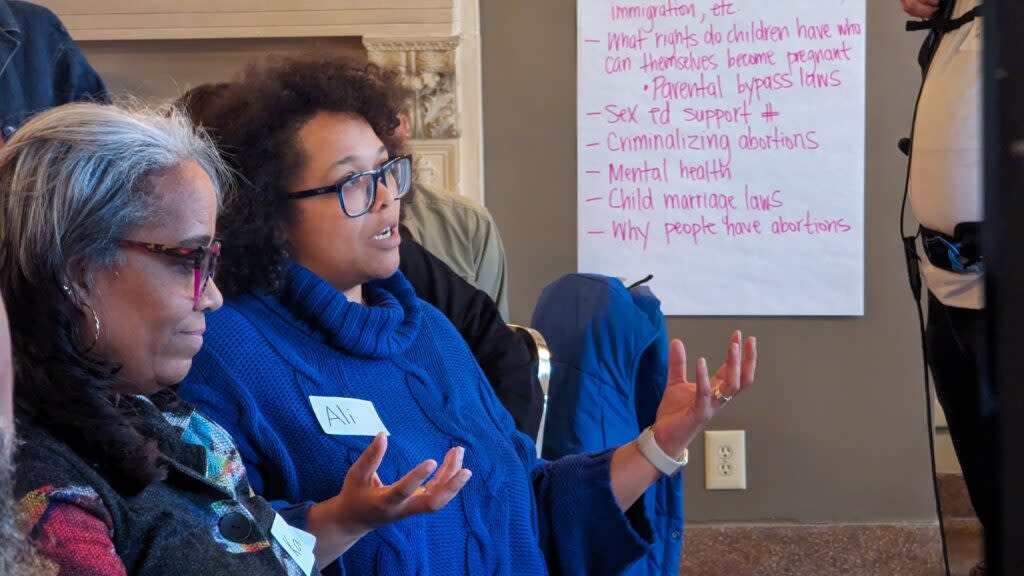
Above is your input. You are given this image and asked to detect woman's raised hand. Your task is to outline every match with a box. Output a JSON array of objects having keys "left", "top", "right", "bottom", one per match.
[{"left": 649, "top": 331, "right": 757, "bottom": 460}]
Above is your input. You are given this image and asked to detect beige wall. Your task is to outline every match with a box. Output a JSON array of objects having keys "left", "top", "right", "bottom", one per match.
[{"left": 480, "top": 0, "right": 937, "bottom": 523}]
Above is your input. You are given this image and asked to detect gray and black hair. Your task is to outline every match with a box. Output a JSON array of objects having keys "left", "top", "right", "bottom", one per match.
[
  {"left": 0, "top": 102, "right": 229, "bottom": 493},
  {"left": 0, "top": 102, "right": 228, "bottom": 288}
]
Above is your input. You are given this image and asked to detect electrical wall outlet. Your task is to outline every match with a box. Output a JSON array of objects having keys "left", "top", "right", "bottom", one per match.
[{"left": 704, "top": 430, "right": 747, "bottom": 490}]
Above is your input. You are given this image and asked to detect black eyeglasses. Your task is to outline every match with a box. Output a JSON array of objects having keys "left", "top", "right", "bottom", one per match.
[{"left": 287, "top": 155, "right": 413, "bottom": 218}]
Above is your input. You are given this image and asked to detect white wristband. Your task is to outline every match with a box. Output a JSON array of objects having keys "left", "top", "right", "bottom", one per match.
[{"left": 636, "top": 426, "right": 688, "bottom": 477}]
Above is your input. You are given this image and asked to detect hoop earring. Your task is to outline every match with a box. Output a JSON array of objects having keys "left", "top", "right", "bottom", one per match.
[
  {"left": 62, "top": 284, "right": 100, "bottom": 352},
  {"left": 82, "top": 303, "right": 101, "bottom": 353}
]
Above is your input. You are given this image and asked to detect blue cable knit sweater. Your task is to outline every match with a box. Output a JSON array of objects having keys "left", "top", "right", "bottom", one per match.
[{"left": 180, "top": 264, "right": 653, "bottom": 575}]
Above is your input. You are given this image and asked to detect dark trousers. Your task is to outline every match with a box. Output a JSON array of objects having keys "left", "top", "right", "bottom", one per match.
[{"left": 926, "top": 292, "right": 996, "bottom": 531}]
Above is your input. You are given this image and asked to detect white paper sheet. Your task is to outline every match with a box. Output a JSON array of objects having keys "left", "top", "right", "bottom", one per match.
[
  {"left": 577, "top": 0, "right": 866, "bottom": 316},
  {"left": 308, "top": 396, "right": 390, "bottom": 437}
]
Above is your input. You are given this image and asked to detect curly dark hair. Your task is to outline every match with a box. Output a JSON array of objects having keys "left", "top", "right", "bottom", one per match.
[
  {"left": 192, "top": 54, "right": 408, "bottom": 297},
  {"left": 175, "top": 82, "right": 233, "bottom": 123}
]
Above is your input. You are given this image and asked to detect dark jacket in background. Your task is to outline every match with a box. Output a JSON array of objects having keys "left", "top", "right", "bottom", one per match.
[
  {"left": 399, "top": 225, "right": 543, "bottom": 439},
  {"left": 0, "top": 0, "right": 108, "bottom": 140}
]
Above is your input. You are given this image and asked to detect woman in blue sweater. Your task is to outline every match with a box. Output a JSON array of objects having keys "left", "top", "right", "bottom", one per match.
[{"left": 180, "top": 55, "right": 757, "bottom": 575}]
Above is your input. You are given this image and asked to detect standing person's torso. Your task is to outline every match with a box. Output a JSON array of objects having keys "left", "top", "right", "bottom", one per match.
[{"left": 908, "top": 0, "right": 984, "bottom": 308}]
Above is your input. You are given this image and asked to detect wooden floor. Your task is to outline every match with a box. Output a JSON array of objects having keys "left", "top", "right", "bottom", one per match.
[
  {"left": 674, "top": 473, "right": 981, "bottom": 575},
  {"left": 945, "top": 518, "right": 983, "bottom": 576},
  {"left": 940, "top": 473, "right": 984, "bottom": 576}
]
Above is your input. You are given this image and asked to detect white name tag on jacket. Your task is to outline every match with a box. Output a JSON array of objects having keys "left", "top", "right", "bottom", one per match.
[
  {"left": 271, "top": 513, "right": 316, "bottom": 576},
  {"left": 309, "top": 396, "right": 390, "bottom": 437}
]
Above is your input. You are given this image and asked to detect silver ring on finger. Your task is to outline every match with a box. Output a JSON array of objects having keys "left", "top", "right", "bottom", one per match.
[{"left": 713, "top": 388, "right": 732, "bottom": 405}]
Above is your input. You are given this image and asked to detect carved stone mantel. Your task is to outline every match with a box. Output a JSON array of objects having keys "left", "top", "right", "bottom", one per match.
[
  {"left": 35, "top": 0, "right": 484, "bottom": 201},
  {"left": 363, "top": 36, "right": 464, "bottom": 195},
  {"left": 363, "top": 36, "right": 461, "bottom": 141}
]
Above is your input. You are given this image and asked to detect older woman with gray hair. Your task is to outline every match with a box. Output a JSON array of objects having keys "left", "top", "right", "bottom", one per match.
[{"left": 0, "top": 102, "right": 467, "bottom": 575}]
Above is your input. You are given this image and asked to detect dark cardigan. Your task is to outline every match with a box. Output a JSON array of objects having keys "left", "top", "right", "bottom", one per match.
[{"left": 14, "top": 395, "right": 310, "bottom": 575}]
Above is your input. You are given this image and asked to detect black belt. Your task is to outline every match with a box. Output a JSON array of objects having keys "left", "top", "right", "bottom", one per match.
[{"left": 921, "top": 224, "right": 984, "bottom": 273}]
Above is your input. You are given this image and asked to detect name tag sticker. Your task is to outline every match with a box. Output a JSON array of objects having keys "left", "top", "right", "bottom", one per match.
[
  {"left": 309, "top": 396, "right": 389, "bottom": 437},
  {"left": 271, "top": 512, "right": 316, "bottom": 576}
]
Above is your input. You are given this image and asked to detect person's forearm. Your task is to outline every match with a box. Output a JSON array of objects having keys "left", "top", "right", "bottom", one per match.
[
  {"left": 609, "top": 441, "right": 662, "bottom": 511},
  {"left": 610, "top": 423, "right": 690, "bottom": 511},
  {"left": 306, "top": 499, "right": 368, "bottom": 571}
]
